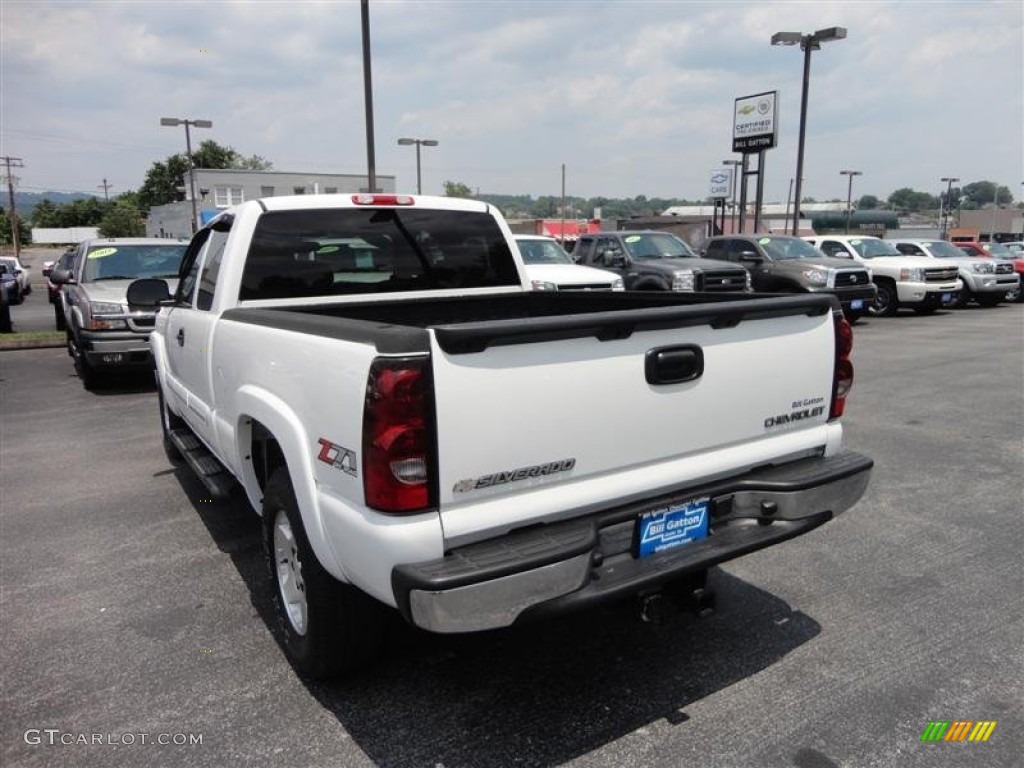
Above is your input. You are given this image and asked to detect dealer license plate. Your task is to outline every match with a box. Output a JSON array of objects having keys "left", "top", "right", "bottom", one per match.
[
  {"left": 850, "top": 299, "right": 864, "bottom": 310},
  {"left": 635, "top": 497, "right": 710, "bottom": 558}
]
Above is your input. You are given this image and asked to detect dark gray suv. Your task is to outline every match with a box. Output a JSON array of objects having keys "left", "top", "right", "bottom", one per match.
[
  {"left": 573, "top": 231, "right": 749, "bottom": 293},
  {"left": 702, "top": 235, "right": 876, "bottom": 322}
]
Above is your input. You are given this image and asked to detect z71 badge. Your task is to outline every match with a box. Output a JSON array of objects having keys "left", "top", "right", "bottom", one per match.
[{"left": 316, "top": 438, "right": 357, "bottom": 476}]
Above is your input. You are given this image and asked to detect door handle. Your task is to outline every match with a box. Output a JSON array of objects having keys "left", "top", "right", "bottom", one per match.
[{"left": 176, "top": 328, "right": 185, "bottom": 347}]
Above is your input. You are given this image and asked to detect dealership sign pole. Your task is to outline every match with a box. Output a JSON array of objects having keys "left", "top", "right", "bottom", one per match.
[{"left": 732, "top": 91, "right": 778, "bottom": 233}]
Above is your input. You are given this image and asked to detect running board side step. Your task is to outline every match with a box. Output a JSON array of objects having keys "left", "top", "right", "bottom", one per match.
[{"left": 168, "top": 428, "right": 237, "bottom": 500}]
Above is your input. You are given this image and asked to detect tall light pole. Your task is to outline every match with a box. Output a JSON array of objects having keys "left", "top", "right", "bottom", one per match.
[
  {"left": 940, "top": 176, "right": 959, "bottom": 239},
  {"left": 840, "top": 169, "right": 862, "bottom": 234},
  {"left": 397, "top": 138, "right": 438, "bottom": 195},
  {"left": 160, "top": 117, "right": 212, "bottom": 234},
  {"left": 723, "top": 159, "right": 742, "bottom": 233},
  {"left": 771, "top": 27, "right": 847, "bottom": 235}
]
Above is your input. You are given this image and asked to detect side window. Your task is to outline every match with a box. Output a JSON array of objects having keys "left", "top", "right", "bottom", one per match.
[
  {"left": 726, "top": 239, "right": 752, "bottom": 261},
  {"left": 575, "top": 237, "right": 593, "bottom": 262},
  {"left": 196, "top": 230, "right": 229, "bottom": 311},
  {"left": 176, "top": 230, "right": 213, "bottom": 306},
  {"left": 703, "top": 240, "right": 727, "bottom": 259},
  {"left": 895, "top": 243, "right": 921, "bottom": 255},
  {"left": 820, "top": 240, "right": 847, "bottom": 258},
  {"left": 593, "top": 236, "right": 616, "bottom": 264}
]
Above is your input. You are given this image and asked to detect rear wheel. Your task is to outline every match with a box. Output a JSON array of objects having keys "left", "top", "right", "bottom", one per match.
[
  {"left": 263, "top": 468, "right": 384, "bottom": 678},
  {"left": 868, "top": 281, "right": 898, "bottom": 317}
]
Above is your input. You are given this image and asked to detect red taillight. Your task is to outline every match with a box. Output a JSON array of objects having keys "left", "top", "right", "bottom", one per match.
[
  {"left": 363, "top": 358, "right": 433, "bottom": 512},
  {"left": 831, "top": 314, "right": 854, "bottom": 419},
  {"left": 351, "top": 194, "right": 415, "bottom": 206}
]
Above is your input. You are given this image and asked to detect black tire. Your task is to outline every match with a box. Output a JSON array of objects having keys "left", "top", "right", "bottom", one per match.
[
  {"left": 869, "top": 281, "right": 898, "bottom": 317},
  {"left": 263, "top": 468, "right": 384, "bottom": 678},
  {"left": 11, "top": 287, "right": 24, "bottom": 305},
  {"left": 158, "top": 385, "right": 185, "bottom": 465},
  {"left": 975, "top": 293, "right": 1003, "bottom": 308},
  {"left": 54, "top": 302, "right": 66, "bottom": 331},
  {"left": 77, "top": 355, "right": 106, "bottom": 390}
]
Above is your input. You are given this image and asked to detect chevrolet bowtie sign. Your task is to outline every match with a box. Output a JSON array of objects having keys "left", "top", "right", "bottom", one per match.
[{"left": 733, "top": 91, "right": 778, "bottom": 153}]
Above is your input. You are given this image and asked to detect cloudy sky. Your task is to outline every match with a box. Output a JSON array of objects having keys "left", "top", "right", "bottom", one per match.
[{"left": 2, "top": 0, "right": 1021, "bottom": 207}]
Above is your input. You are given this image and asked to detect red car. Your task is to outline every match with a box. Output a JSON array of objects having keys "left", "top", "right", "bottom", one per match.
[{"left": 954, "top": 242, "right": 1024, "bottom": 302}]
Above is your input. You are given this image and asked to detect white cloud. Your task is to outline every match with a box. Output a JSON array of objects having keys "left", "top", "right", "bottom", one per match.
[{"left": 1, "top": 0, "right": 1020, "bottom": 203}]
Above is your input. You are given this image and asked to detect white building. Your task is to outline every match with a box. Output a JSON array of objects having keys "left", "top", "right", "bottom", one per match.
[{"left": 146, "top": 169, "right": 396, "bottom": 238}]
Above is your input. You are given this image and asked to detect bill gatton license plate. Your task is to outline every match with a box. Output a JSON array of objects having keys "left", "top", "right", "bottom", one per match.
[{"left": 635, "top": 497, "right": 710, "bottom": 558}]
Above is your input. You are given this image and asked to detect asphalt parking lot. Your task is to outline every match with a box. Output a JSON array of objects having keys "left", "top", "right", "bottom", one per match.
[{"left": 1, "top": 302, "right": 1022, "bottom": 768}]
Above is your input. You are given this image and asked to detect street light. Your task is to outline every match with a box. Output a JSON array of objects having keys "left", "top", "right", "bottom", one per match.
[
  {"left": 771, "top": 26, "right": 847, "bottom": 235},
  {"left": 397, "top": 137, "right": 439, "bottom": 195},
  {"left": 723, "top": 159, "right": 742, "bottom": 233},
  {"left": 160, "top": 117, "right": 213, "bottom": 234},
  {"left": 939, "top": 176, "right": 959, "bottom": 239},
  {"left": 840, "top": 170, "right": 862, "bottom": 234}
]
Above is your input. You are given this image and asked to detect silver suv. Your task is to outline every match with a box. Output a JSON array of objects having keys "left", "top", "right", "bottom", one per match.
[
  {"left": 888, "top": 239, "right": 1019, "bottom": 308},
  {"left": 51, "top": 238, "right": 187, "bottom": 389}
]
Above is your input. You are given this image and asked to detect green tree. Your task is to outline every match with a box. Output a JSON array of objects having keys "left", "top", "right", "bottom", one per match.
[
  {"left": 962, "top": 181, "right": 1013, "bottom": 208},
  {"left": 887, "top": 188, "right": 938, "bottom": 213},
  {"left": 857, "top": 194, "right": 882, "bottom": 210},
  {"left": 30, "top": 198, "right": 62, "bottom": 227},
  {"left": 443, "top": 181, "right": 473, "bottom": 198},
  {"left": 0, "top": 207, "right": 31, "bottom": 245},
  {"left": 137, "top": 140, "right": 274, "bottom": 210},
  {"left": 98, "top": 202, "right": 146, "bottom": 237}
]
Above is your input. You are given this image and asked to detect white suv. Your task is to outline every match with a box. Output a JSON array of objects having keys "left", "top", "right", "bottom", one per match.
[
  {"left": 888, "top": 239, "right": 1018, "bottom": 308},
  {"left": 803, "top": 235, "right": 961, "bottom": 317}
]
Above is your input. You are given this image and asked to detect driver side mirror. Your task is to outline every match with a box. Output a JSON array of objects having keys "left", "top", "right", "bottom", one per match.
[
  {"left": 127, "top": 278, "right": 173, "bottom": 309},
  {"left": 604, "top": 249, "right": 629, "bottom": 268},
  {"left": 50, "top": 268, "right": 75, "bottom": 285},
  {"left": 738, "top": 250, "right": 763, "bottom": 264}
]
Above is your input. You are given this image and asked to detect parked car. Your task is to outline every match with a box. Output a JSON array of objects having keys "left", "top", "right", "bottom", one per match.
[
  {"left": 0, "top": 263, "right": 20, "bottom": 306},
  {"left": 803, "top": 235, "right": 961, "bottom": 316},
  {"left": 888, "top": 239, "right": 1019, "bottom": 308},
  {"left": 513, "top": 235, "right": 624, "bottom": 291},
  {"left": 50, "top": 237, "right": 188, "bottom": 389},
  {"left": 957, "top": 241, "right": 1024, "bottom": 302},
  {"left": 0, "top": 256, "right": 31, "bottom": 296},
  {"left": 573, "top": 231, "right": 750, "bottom": 293},
  {"left": 702, "top": 235, "right": 876, "bottom": 323},
  {"left": 47, "top": 248, "right": 79, "bottom": 329}
]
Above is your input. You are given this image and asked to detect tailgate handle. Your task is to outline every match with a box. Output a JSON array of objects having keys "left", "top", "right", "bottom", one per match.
[{"left": 645, "top": 345, "right": 703, "bottom": 385}]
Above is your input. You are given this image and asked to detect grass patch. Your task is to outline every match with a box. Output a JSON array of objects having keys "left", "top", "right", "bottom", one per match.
[{"left": 0, "top": 330, "right": 65, "bottom": 348}]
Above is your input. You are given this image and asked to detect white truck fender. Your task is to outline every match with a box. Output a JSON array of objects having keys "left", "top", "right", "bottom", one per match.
[{"left": 232, "top": 384, "right": 349, "bottom": 584}]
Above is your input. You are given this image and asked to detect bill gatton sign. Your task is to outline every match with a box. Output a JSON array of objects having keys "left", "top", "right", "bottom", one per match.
[{"left": 733, "top": 91, "right": 778, "bottom": 153}]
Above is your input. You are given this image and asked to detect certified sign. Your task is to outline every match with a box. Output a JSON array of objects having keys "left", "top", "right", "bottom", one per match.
[
  {"left": 733, "top": 91, "right": 778, "bottom": 153},
  {"left": 709, "top": 168, "right": 733, "bottom": 199}
]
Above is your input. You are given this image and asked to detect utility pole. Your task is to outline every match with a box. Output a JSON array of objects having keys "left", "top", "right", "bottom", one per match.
[
  {"left": 98, "top": 178, "right": 113, "bottom": 201},
  {"left": 1, "top": 156, "right": 24, "bottom": 259}
]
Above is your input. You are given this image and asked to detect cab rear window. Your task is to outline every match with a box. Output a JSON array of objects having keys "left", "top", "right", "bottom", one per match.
[{"left": 241, "top": 208, "right": 520, "bottom": 300}]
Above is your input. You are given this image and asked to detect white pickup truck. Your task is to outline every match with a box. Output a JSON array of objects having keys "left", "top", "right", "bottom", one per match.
[{"left": 128, "top": 194, "right": 873, "bottom": 678}]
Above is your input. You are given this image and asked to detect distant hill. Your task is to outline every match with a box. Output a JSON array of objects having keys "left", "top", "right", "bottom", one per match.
[{"left": 9, "top": 191, "right": 94, "bottom": 219}]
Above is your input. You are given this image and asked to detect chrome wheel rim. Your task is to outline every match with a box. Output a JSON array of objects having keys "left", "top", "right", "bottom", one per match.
[{"left": 273, "top": 509, "right": 307, "bottom": 636}]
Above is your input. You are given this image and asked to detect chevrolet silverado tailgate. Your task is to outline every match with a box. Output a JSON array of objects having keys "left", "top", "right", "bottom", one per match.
[{"left": 428, "top": 295, "right": 842, "bottom": 544}]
